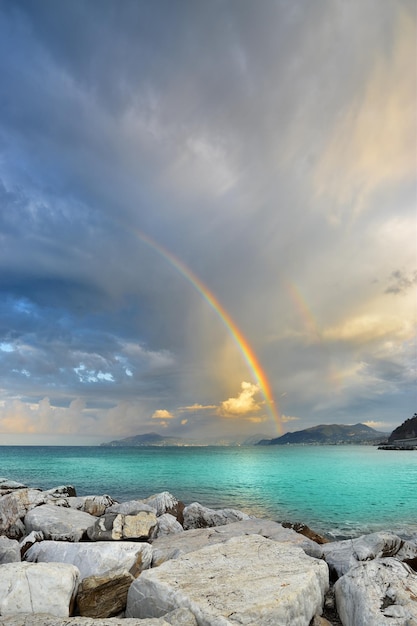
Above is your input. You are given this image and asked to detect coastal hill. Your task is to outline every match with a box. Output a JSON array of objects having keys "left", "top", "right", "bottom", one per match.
[
  {"left": 258, "top": 423, "right": 386, "bottom": 446},
  {"left": 388, "top": 413, "right": 417, "bottom": 443},
  {"left": 101, "top": 432, "right": 184, "bottom": 447},
  {"left": 100, "top": 432, "right": 270, "bottom": 447}
]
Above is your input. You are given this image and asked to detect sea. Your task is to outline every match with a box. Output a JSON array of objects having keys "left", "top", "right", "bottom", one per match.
[{"left": 1, "top": 444, "right": 416, "bottom": 540}]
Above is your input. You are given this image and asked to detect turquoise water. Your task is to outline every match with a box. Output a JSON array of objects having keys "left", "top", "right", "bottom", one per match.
[{"left": 1, "top": 445, "right": 416, "bottom": 539}]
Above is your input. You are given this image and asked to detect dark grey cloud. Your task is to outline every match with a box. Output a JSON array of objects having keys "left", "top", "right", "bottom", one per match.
[{"left": 385, "top": 270, "right": 417, "bottom": 295}]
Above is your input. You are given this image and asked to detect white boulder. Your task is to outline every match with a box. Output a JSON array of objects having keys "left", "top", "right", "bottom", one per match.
[
  {"left": 335, "top": 557, "right": 417, "bottom": 626},
  {"left": 66, "top": 495, "right": 116, "bottom": 516},
  {"left": 127, "top": 534, "right": 329, "bottom": 625},
  {"left": 151, "top": 518, "right": 322, "bottom": 566},
  {"left": 321, "top": 531, "right": 417, "bottom": 579},
  {"left": 0, "top": 562, "right": 79, "bottom": 617},
  {"left": 142, "top": 492, "right": 183, "bottom": 519},
  {"left": 151, "top": 513, "right": 184, "bottom": 540},
  {"left": 183, "top": 501, "right": 251, "bottom": 529},
  {"left": 25, "top": 539, "right": 152, "bottom": 579},
  {"left": 106, "top": 500, "right": 155, "bottom": 515},
  {"left": 24, "top": 504, "right": 96, "bottom": 541},
  {"left": 0, "top": 490, "right": 47, "bottom": 538}
]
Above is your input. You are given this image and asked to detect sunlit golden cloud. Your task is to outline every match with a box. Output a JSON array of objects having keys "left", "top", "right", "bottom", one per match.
[
  {"left": 178, "top": 403, "right": 217, "bottom": 412},
  {"left": 152, "top": 409, "right": 174, "bottom": 419},
  {"left": 217, "top": 381, "right": 262, "bottom": 418}
]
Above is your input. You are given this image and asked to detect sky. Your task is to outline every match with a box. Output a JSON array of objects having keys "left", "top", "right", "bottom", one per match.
[{"left": 0, "top": 0, "right": 415, "bottom": 445}]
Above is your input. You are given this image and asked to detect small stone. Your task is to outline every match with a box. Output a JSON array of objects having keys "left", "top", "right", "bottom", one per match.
[{"left": 77, "top": 570, "right": 134, "bottom": 618}]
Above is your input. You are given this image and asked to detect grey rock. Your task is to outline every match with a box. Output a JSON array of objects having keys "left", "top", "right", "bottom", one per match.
[
  {"left": 0, "top": 490, "right": 47, "bottom": 538},
  {"left": 0, "top": 480, "right": 27, "bottom": 496},
  {"left": 24, "top": 504, "right": 96, "bottom": 542},
  {"left": 106, "top": 500, "right": 155, "bottom": 515},
  {"left": 151, "top": 513, "right": 184, "bottom": 540},
  {"left": 321, "top": 531, "right": 417, "bottom": 579},
  {"left": 66, "top": 495, "right": 116, "bottom": 516},
  {"left": 0, "top": 562, "right": 80, "bottom": 617},
  {"left": 127, "top": 534, "right": 329, "bottom": 625},
  {"left": 0, "top": 536, "right": 20, "bottom": 563},
  {"left": 183, "top": 501, "right": 251, "bottom": 529},
  {"left": 86, "top": 511, "right": 157, "bottom": 541},
  {"left": 151, "top": 518, "right": 322, "bottom": 566},
  {"left": 334, "top": 557, "right": 417, "bottom": 626},
  {"left": 142, "top": 492, "right": 181, "bottom": 516},
  {"left": 19, "top": 532, "right": 44, "bottom": 559},
  {"left": 25, "top": 539, "right": 152, "bottom": 579}
]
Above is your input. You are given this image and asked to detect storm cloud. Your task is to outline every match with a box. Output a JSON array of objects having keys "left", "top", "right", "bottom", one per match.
[{"left": 0, "top": 0, "right": 415, "bottom": 443}]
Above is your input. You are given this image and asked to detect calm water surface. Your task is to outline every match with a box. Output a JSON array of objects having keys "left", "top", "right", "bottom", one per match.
[{"left": 1, "top": 445, "right": 416, "bottom": 539}]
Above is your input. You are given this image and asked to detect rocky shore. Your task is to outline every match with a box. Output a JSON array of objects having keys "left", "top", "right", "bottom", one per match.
[{"left": 0, "top": 478, "right": 416, "bottom": 626}]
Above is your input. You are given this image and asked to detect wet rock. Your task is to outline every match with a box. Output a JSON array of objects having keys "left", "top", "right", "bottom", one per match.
[{"left": 127, "top": 534, "right": 329, "bottom": 625}]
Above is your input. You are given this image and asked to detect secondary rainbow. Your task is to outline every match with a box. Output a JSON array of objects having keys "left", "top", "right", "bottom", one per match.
[{"left": 135, "top": 230, "right": 282, "bottom": 434}]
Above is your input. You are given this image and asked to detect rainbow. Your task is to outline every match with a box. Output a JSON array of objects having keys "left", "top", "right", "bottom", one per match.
[
  {"left": 284, "top": 280, "right": 343, "bottom": 390},
  {"left": 134, "top": 230, "right": 282, "bottom": 434}
]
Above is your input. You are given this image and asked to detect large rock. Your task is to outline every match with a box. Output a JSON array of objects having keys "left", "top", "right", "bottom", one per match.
[
  {"left": 183, "top": 501, "right": 251, "bottom": 529},
  {"left": 106, "top": 500, "right": 155, "bottom": 515},
  {"left": 66, "top": 495, "right": 116, "bottom": 516},
  {"left": 0, "top": 607, "right": 197, "bottom": 625},
  {"left": 86, "top": 511, "right": 157, "bottom": 541},
  {"left": 25, "top": 539, "right": 152, "bottom": 579},
  {"left": 77, "top": 570, "right": 134, "bottom": 618},
  {"left": 0, "top": 480, "right": 27, "bottom": 496},
  {"left": 24, "top": 504, "right": 96, "bottom": 541},
  {"left": 334, "top": 557, "right": 417, "bottom": 626},
  {"left": 127, "top": 534, "right": 329, "bottom": 625},
  {"left": 151, "top": 518, "right": 322, "bottom": 566},
  {"left": 0, "top": 490, "right": 47, "bottom": 538},
  {"left": 151, "top": 513, "right": 184, "bottom": 540},
  {"left": 321, "top": 531, "right": 417, "bottom": 579},
  {"left": 0, "top": 562, "right": 79, "bottom": 617},
  {"left": 143, "top": 492, "right": 185, "bottom": 523},
  {"left": 0, "top": 537, "right": 20, "bottom": 563}
]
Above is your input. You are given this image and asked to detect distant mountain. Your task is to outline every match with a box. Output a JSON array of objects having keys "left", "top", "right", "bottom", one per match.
[
  {"left": 100, "top": 432, "right": 185, "bottom": 447},
  {"left": 242, "top": 433, "right": 272, "bottom": 446},
  {"left": 258, "top": 423, "right": 386, "bottom": 446},
  {"left": 388, "top": 414, "right": 417, "bottom": 443},
  {"left": 100, "top": 431, "right": 272, "bottom": 447}
]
